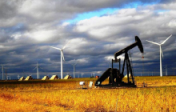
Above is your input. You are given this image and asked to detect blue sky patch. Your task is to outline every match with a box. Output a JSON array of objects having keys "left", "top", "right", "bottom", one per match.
[
  {"left": 64, "top": 1, "right": 160, "bottom": 24},
  {"left": 65, "top": 8, "right": 118, "bottom": 24}
]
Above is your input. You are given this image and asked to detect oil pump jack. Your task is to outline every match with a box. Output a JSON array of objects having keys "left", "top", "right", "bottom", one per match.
[{"left": 95, "top": 36, "right": 144, "bottom": 87}]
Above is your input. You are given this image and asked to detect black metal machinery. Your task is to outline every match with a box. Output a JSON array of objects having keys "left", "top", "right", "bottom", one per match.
[{"left": 95, "top": 36, "right": 144, "bottom": 87}]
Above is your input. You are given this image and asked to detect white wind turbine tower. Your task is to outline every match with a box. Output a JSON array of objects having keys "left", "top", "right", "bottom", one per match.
[
  {"left": 146, "top": 34, "right": 172, "bottom": 77},
  {"left": 1, "top": 65, "right": 4, "bottom": 80},
  {"left": 34, "top": 62, "right": 40, "bottom": 79},
  {"left": 7, "top": 75, "right": 11, "bottom": 80},
  {"left": 71, "top": 59, "right": 77, "bottom": 78},
  {"left": 17, "top": 75, "right": 20, "bottom": 79},
  {"left": 50, "top": 41, "right": 70, "bottom": 79},
  {"left": 81, "top": 73, "right": 84, "bottom": 78}
]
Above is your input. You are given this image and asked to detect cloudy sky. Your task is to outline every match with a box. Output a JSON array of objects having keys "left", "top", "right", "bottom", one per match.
[{"left": 0, "top": 0, "right": 176, "bottom": 79}]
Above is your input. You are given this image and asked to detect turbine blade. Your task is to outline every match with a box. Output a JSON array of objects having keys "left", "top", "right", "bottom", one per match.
[
  {"left": 63, "top": 40, "right": 71, "bottom": 49},
  {"left": 33, "top": 67, "right": 37, "bottom": 70},
  {"left": 146, "top": 40, "right": 160, "bottom": 45},
  {"left": 50, "top": 46, "right": 61, "bottom": 51},
  {"left": 161, "top": 34, "right": 172, "bottom": 44},
  {"left": 61, "top": 51, "right": 65, "bottom": 61}
]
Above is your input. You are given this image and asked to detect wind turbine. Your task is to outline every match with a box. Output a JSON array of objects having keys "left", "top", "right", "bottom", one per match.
[
  {"left": 34, "top": 62, "right": 40, "bottom": 79},
  {"left": 1, "top": 65, "right": 4, "bottom": 80},
  {"left": 17, "top": 75, "right": 20, "bottom": 79},
  {"left": 7, "top": 75, "right": 11, "bottom": 80},
  {"left": 50, "top": 41, "right": 70, "bottom": 79},
  {"left": 146, "top": 34, "right": 172, "bottom": 77},
  {"left": 71, "top": 59, "right": 77, "bottom": 78},
  {"left": 1, "top": 65, "right": 7, "bottom": 80},
  {"left": 81, "top": 73, "right": 84, "bottom": 78}
]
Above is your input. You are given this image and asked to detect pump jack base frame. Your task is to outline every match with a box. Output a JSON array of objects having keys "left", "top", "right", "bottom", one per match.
[{"left": 95, "top": 81, "right": 136, "bottom": 88}]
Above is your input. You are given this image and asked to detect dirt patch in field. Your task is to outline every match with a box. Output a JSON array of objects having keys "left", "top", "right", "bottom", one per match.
[
  {"left": 0, "top": 94, "right": 15, "bottom": 101},
  {"left": 84, "top": 107, "right": 108, "bottom": 112}
]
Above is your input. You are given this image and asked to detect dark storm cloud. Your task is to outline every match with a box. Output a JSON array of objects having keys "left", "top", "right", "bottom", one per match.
[{"left": 0, "top": 0, "right": 162, "bottom": 26}]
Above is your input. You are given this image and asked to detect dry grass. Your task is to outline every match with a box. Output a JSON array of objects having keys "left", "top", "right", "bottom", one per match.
[{"left": 0, "top": 76, "right": 176, "bottom": 112}]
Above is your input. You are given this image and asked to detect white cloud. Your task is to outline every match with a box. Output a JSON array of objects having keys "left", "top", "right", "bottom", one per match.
[
  {"left": 88, "top": 26, "right": 121, "bottom": 39},
  {"left": 168, "top": 20, "right": 176, "bottom": 28},
  {"left": 0, "top": 45, "right": 4, "bottom": 48},
  {"left": 24, "top": 29, "right": 57, "bottom": 42},
  {"left": 103, "top": 42, "right": 126, "bottom": 51},
  {"left": 65, "top": 38, "right": 95, "bottom": 54},
  {"left": 74, "top": 6, "right": 176, "bottom": 46},
  {"left": 77, "top": 58, "right": 89, "bottom": 64},
  {"left": 104, "top": 55, "right": 124, "bottom": 61},
  {"left": 157, "top": 2, "right": 176, "bottom": 10},
  {"left": 74, "top": 8, "right": 153, "bottom": 41},
  {"left": 11, "top": 33, "right": 22, "bottom": 40},
  {"left": 0, "top": 17, "right": 19, "bottom": 27},
  {"left": 62, "top": 22, "right": 70, "bottom": 27},
  {"left": 75, "top": 14, "right": 122, "bottom": 33}
]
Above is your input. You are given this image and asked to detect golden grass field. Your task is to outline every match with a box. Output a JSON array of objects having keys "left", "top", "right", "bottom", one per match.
[{"left": 0, "top": 76, "right": 176, "bottom": 112}]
